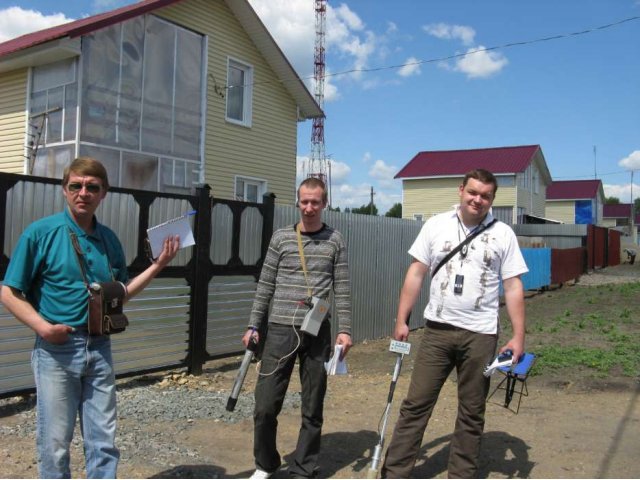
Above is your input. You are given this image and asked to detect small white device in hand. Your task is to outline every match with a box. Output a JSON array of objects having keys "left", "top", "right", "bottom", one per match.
[
  {"left": 300, "top": 296, "right": 330, "bottom": 336},
  {"left": 483, "top": 350, "right": 514, "bottom": 377}
]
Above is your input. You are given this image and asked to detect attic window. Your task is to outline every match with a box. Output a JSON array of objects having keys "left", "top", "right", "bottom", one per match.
[{"left": 226, "top": 58, "right": 253, "bottom": 127}]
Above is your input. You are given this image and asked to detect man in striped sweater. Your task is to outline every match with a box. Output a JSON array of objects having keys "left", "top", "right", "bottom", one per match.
[{"left": 243, "top": 177, "right": 352, "bottom": 479}]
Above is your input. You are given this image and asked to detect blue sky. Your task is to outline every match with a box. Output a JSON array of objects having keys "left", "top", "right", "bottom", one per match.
[{"left": 1, "top": 0, "right": 639, "bottom": 213}]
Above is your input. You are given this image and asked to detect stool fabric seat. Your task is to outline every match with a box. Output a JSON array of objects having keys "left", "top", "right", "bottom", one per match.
[{"left": 488, "top": 352, "right": 536, "bottom": 414}]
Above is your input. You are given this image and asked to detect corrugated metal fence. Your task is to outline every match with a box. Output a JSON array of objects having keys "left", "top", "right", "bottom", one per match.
[
  {"left": 0, "top": 173, "right": 622, "bottom": 397},
  {"left": 274, "top": 206, "right": 429, "bottom": 339}
]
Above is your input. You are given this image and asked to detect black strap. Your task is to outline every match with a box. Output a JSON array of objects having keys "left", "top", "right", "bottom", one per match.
[{"left": 431, "top": 219, "right": 497, "bottom": 278}]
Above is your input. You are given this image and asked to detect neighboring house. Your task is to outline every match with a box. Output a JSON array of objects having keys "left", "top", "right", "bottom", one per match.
[
  {"left": 0, "top": 0, "right": 322, "bottom": 203},
  {"left": 602, "top": 203, "right": 633, "bottom": 236},
  {"left": 394, "top": 144, "right": 552, "bottom": 224},
  {"left": 546, "top": 180, "right": 604, "bottom": 225}
]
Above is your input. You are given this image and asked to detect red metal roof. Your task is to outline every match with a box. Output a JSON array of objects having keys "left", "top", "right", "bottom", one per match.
[
  {"left": 395, "top": 145, "right": 540, "bottom": 179},
  {"left": 603, "top": 204, "right": 632, "bottom": 218},
  {"left": 546, "top": 180, "right": 602, "bottom": 200},
  {"left": 0, "top": 0, "right": 182, "bottom": 59}
]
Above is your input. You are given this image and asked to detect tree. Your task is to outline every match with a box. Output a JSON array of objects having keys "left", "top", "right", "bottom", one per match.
[
  {"left": 351, "top": 202, "right": 378, "bottom": 215},
  {"left": 605, "top": 196, "right": 620, "bottom": 204},
  {"left": 385, "top": 202, "right": 402, "bottom": 218},
  {"left": 634, "top": 197, "right": 640, "bottom": 212},
  {"left": 327, "top": 205, "right": 341, "bottom": 212}
]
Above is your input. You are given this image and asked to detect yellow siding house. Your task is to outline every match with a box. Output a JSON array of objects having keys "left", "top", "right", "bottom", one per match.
[
  {"left": 545, "top": 180, "right": 605, "bottom": 225},
  {"left": 395, "top": 145, "right": 552, "bottom": 224},
  {"left": 0, "top": 0, "right": 322, "bottom": 204}
]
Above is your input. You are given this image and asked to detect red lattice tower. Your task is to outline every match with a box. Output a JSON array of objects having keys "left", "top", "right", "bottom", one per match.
[{"left": 307, "top": 0, "right": 328, "bottom": 188}]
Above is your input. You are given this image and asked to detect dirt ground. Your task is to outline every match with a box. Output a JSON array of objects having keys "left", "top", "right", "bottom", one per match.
[{"left": 1, "top": 264, "right": 639, "bottom": 479}]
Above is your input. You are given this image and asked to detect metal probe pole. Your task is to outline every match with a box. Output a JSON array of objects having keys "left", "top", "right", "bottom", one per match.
[
  {"left": 368, "top": 350, "right": 406, "bottom": 478},
  {"left": 226, "top": 336, "right": 258, "bottom": 412}
]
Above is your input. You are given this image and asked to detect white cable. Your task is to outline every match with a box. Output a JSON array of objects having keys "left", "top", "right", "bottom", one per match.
[{"left": 256, "top": 303, "right": 303, "bottom": 377}]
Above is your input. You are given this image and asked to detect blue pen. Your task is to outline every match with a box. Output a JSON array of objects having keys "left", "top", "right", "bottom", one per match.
[{"left": 184, "top": 210, "right": 197, "bottom": 216}]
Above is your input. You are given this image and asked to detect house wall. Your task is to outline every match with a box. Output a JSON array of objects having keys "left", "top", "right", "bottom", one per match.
[
  {"left": 402, "top": 179, "right": 520, "bottom": 221},
  {"left": 531, "top": 151, "right": 548, "bottom": 217},
  {"left": 0, "top": 68, "right": 27, "bottom": 173},
  {"left": 546, "top": 201, "right": 575, "bottom": 224},
  {"left": 495, "top": 185, "right": 516, "bottom": 207},
  {"left": 401, "top": 178, "right": 459, "bottom": 219},
  {"left": 158, "top": 0, "right": 298, "bottom": 204}
]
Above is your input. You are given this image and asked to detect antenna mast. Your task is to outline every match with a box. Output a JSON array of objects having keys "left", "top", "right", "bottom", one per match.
[{"left": 307, "top": 0, "right": 329, "bottom": 199}]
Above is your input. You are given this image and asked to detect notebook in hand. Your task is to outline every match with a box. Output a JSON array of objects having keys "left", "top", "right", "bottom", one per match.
[{"left": 147, "top": 213, "right": 196, "bottom": 258}]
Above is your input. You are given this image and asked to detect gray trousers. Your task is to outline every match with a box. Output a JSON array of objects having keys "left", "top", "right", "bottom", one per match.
[
  {"left": 253, "top": 321, "right": 332, "bottom": 478},
  {"left": 382, "top": 321, "right": 497, "bottom": 479}
]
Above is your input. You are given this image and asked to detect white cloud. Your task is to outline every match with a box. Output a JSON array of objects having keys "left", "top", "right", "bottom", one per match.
[
  {"left": 329, "top": 159, "right": 352, "bottom": 182},
  {"left": 249, "top": 0, "right": 379, "bottom": 97},
  {"left": 249, "top": 0, "right": 315, "bottom": 77},
  {"left": 362, "top": 152, "right": 372, "bottom": 164},
  {"left": 333, "top": 3, "right": 364, "bottom": 31},
  {"left": 398, "top": 56, "right": 421, "bottom": 77},
  {"left": 0, "top": 6, "right": 74, "bottom": 43},
  {"left": 333, "top": 182, "right": 401, "bottom": 214},
  {"left": 453, "top": 46, "right": 508, "bottom": 79},
  {"left": 603, "top": 183, "right": 640, "bottom": 203},
  {"left": 296, "top": 155, "right": 351, "bottom": 185},
  {"left": 369, "top": 159, "right": 397, "bottom": 187},
  {"left": 618, "top": 150, "right": 640, "bottom": 170},
  {"left": 423, "top": 23, "right": 476, "bottom": 46}
]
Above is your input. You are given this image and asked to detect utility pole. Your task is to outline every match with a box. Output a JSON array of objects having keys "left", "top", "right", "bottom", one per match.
[{"left": 370, "top": 186, "right": 375, "bottom": 215}]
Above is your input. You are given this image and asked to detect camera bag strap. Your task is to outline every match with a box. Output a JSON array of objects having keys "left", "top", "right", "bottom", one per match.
[
  {"left": 431, "top": 218, "right": 497, "bottom": 278},
  {"left": 68, "top": 229, "right": 116, "bottom": 288}
]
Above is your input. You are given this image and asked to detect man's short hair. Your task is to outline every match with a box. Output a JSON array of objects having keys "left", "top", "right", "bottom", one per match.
[
  {"left": 62, "top": 157, "right": 110, "bottom": 190},
  {"left": 297, "top": 177, "right": 328, "bottom": 204},
  {"left": 462, "top": 168, "right": 498, "bottom": 197}
]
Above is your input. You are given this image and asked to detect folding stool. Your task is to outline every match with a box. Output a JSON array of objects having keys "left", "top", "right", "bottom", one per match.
[{"left": 487, "top": 352, "right": 536, "bottom": 414}]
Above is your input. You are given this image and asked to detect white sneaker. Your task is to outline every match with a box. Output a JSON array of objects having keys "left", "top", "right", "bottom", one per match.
[{"left": 250, "top": 469, "right": 274, "bottom": 479}]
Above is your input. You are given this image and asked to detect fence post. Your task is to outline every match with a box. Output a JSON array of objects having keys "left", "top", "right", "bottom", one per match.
[
  {"left": 260, "top": 193, "right": 276, "bottom": 265},
  {"left": 187, "top": 185, "right": 213, "bottom": 375}
]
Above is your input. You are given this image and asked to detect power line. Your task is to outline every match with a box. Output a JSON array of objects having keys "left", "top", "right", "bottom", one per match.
[
  {"left": 554, "top": 169, "right": 635, "bottom": 179},
  {"left": 223, "top": 15, "right": 640, "bottom": 91},
  {"left": 321, "top": 15, "right": 640, "bottom": 80}
]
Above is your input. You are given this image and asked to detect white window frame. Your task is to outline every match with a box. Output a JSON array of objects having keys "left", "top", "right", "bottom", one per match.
[
  {"left": 413, "top": 214, "right": 423, "bottom": 222},
  {"left": 234, "top": 175, "right": 266, "bottom": 203},
  {"left": 225, "top": 57, "right": 253, "bottom": 127}
]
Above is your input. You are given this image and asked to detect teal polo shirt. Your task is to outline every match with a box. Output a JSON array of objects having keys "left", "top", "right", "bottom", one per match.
[{"left": 3, "top": 209, "right": 128, "bottom": 327}]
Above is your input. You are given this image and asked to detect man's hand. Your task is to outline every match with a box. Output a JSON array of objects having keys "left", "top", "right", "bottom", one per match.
[
  {"left": 394, "top": 321, "right": 410, "bottom": 342},
  {"left": 242, "top": 328, "right": 259, "bottom": 348},
  {"left": 39, "top": 323, "right": 75, "bottom": 345},
  {"left": 335, "top": 333, "right": 352, "bottom": 360},
  {"left": 499, "top": 336, "right": 524, "bottom": 364},
  {"left": 156, "top": 235, "right": 180, "bottom": 268}
]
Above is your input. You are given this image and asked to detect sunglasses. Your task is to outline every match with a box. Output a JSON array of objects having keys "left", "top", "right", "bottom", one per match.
[{"left": 67, "top": 182, "right": 102, "bottom": 194}]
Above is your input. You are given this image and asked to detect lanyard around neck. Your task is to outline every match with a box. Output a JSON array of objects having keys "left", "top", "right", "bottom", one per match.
[{"left": 296, "top": 223, "right": 313, "bottom": 298}]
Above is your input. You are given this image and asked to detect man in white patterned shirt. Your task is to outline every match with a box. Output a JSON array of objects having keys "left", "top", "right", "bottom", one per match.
[{"left": 382, "top": 169, "right": 528, "bottom": 478}]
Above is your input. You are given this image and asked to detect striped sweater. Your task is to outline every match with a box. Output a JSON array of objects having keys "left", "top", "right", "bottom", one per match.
[{"left": 249, "top": 223, "right": 352, "bottom": 335}]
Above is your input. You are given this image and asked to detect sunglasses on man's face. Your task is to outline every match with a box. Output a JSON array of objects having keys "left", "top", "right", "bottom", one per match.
[{"left": 67, "top": 182, "right": 102, "bottom": 194}]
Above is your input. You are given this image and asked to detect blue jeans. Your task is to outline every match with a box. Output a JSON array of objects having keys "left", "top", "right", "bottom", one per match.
[{"left": 32, "top": 330, "right": 119, "bottom": 479}]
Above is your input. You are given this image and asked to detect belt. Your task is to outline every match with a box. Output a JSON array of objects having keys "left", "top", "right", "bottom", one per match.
[{"left": 426, "top": 320, "right": 464, "bottom": 331}]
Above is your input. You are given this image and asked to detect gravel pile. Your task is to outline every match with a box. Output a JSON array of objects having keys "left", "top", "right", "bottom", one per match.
[{"left": 0, "top": 375, "right": 302, "bottom": 468}]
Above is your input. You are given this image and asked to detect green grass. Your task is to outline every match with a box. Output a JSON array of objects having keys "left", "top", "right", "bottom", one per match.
[{"left": 502, "top": 281, "right": 640, "bottom": 380}]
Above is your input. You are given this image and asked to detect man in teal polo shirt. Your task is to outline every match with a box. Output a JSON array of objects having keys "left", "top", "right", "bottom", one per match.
[{"left": 1, "top": 157, "right": 179, "bottom": 479}]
